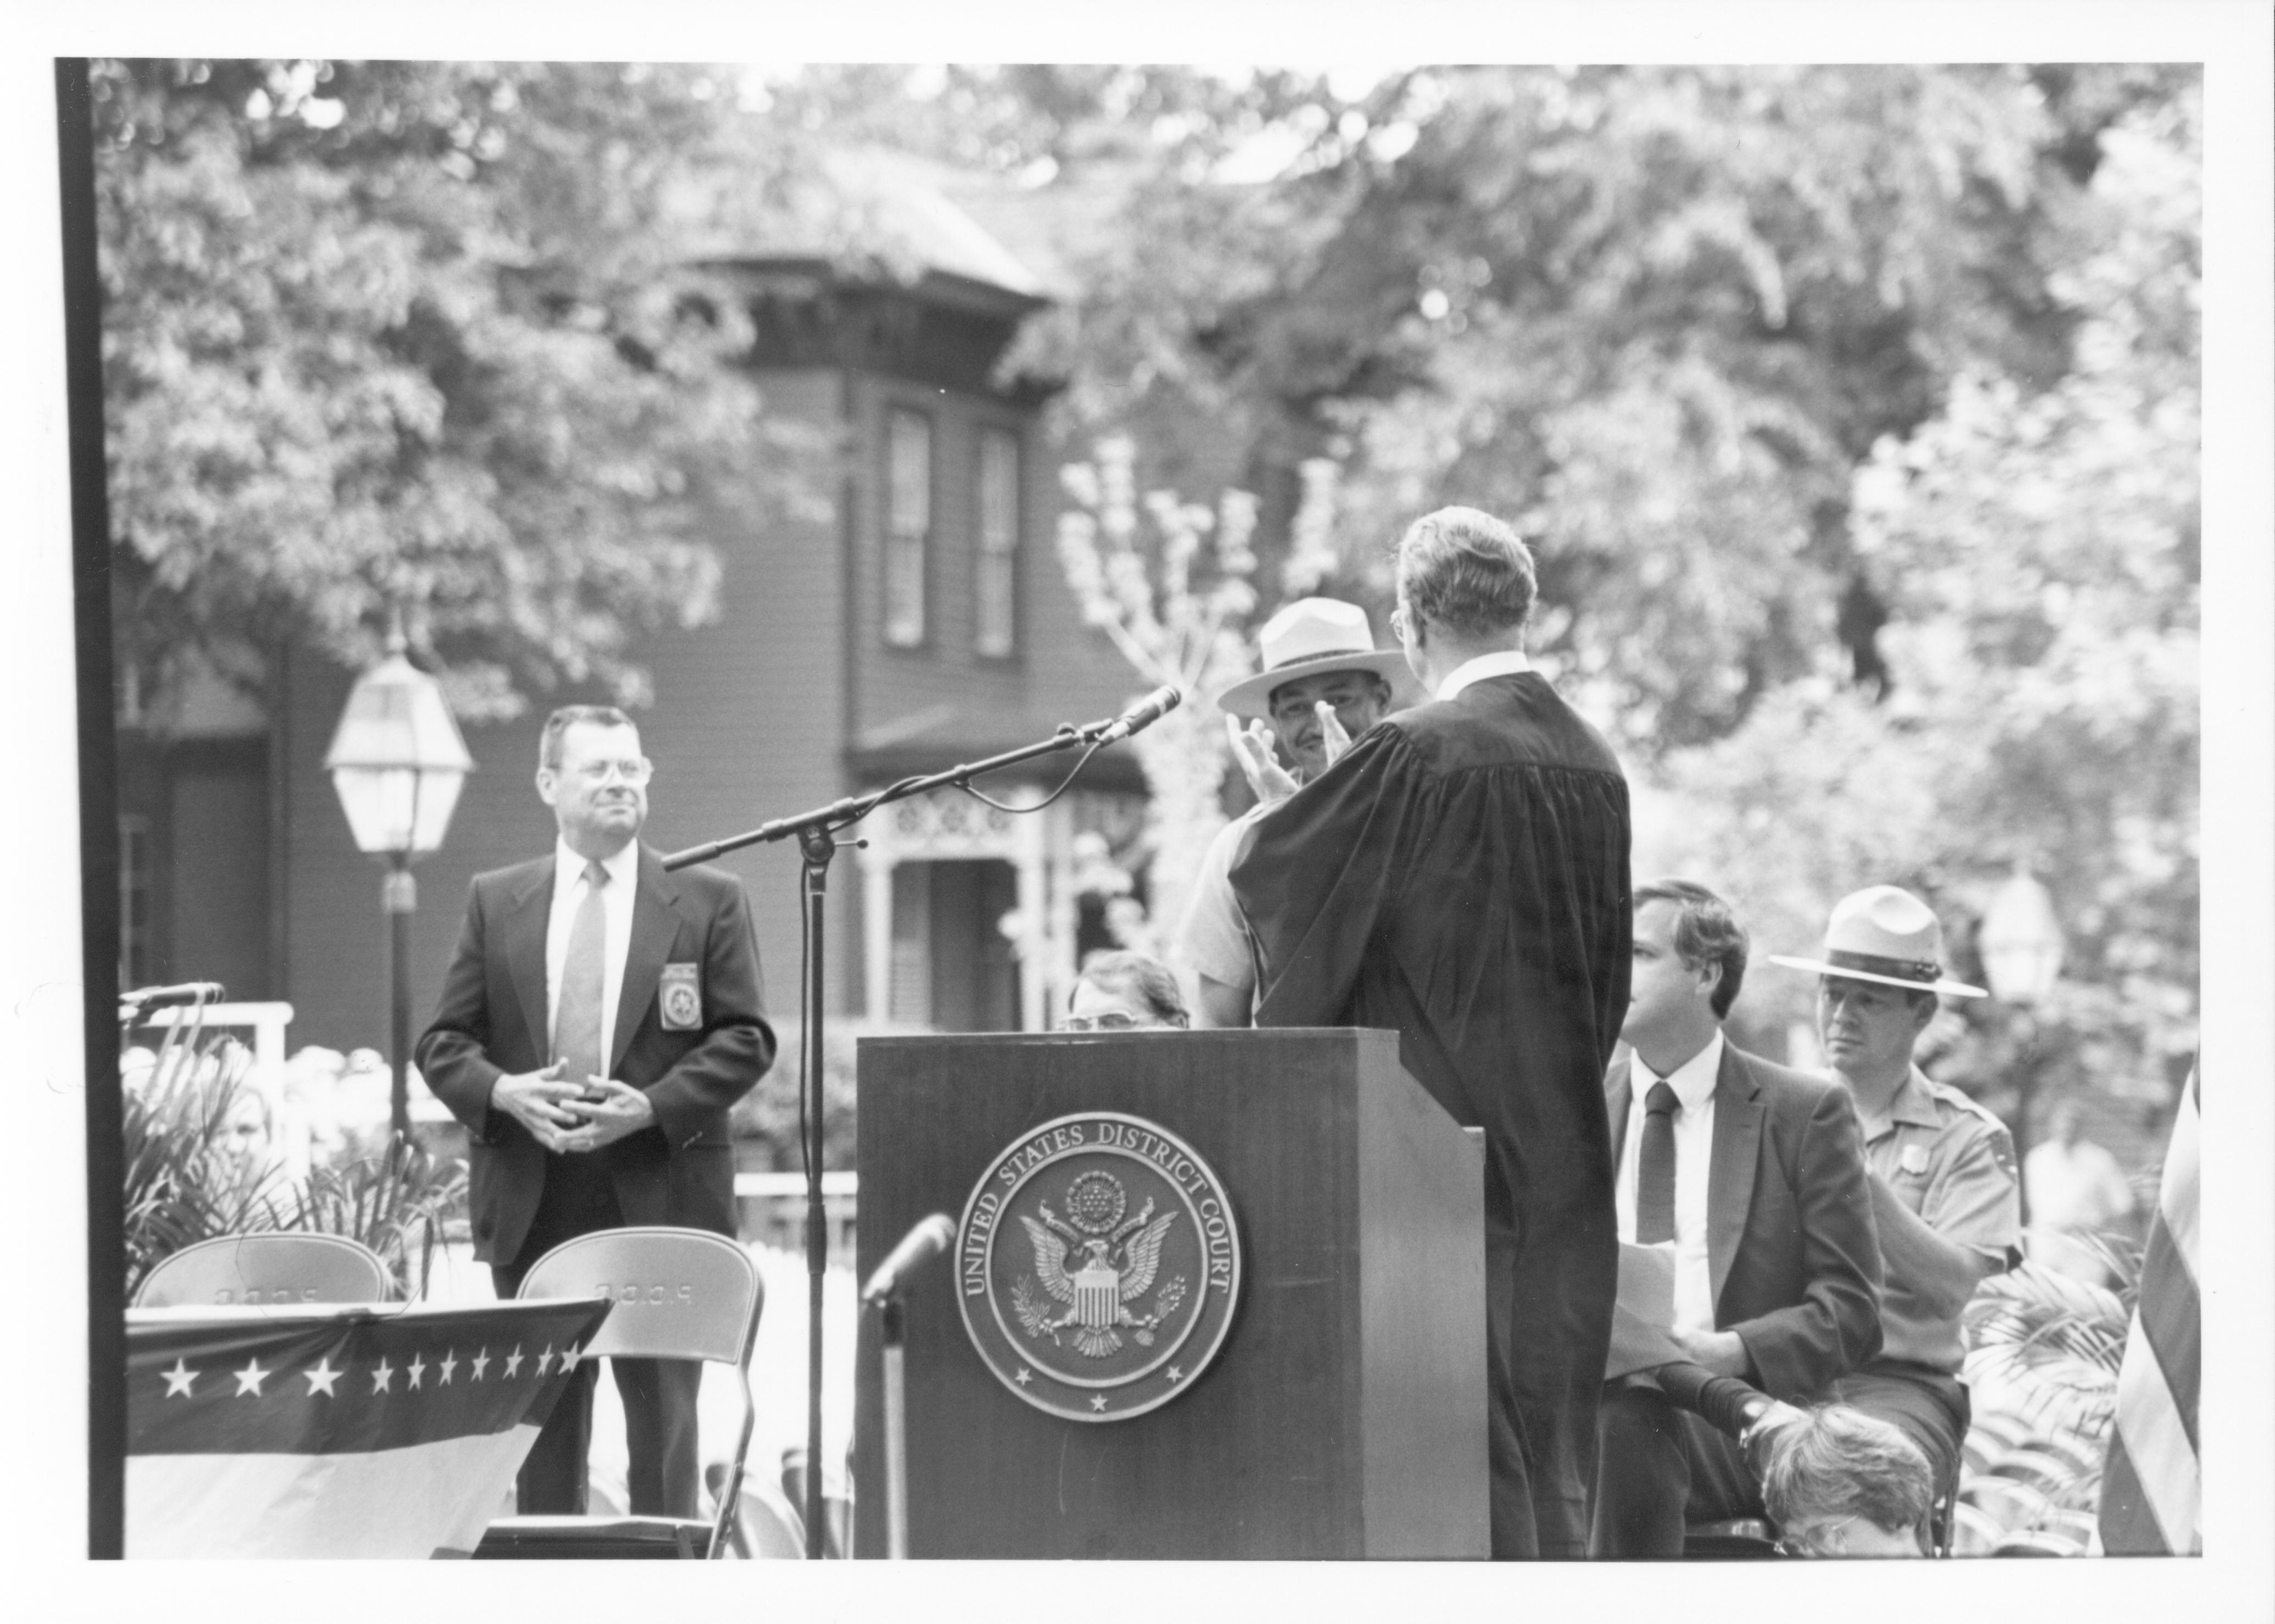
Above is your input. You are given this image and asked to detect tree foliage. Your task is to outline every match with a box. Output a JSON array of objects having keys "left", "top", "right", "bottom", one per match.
[
  {"left": 897, "top": 62, "right": 2198, "bottom": 1099},
  {"left": 1647, "top": 84, "right": 2200, "bottom": 1108},
  {"left": 894, "top": 64, "right": 2181, "bottom": 755},
  {"left": 95, "top": 59, "right": 828, "bottom": 719}
]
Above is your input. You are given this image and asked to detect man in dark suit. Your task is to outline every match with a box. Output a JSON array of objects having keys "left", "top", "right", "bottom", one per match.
[
  {"left": 418, "top": 704, "right": 774, "bottom": 1517},
  {"left": 1231, "top": 508, "right": 1632, "bottom": 1558},
  {"left": 1589, "top": 880, "right": 1882, "bottom": 1558}
]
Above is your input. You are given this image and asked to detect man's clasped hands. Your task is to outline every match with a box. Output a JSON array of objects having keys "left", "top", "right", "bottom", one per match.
[{"left": 491, "top": 1064, "right": 658, "bottom": 1155}]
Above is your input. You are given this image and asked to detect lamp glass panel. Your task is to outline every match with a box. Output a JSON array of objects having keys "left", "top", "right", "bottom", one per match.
[
  {"left": 409, "top": 768, "right": 467, "bottom": 853},
  {"left": 331, "top": 764, "right": 420, "bottom": 854},
  {"left": 1984, "top": 941, "right": 2061, "bottom": 1003}
]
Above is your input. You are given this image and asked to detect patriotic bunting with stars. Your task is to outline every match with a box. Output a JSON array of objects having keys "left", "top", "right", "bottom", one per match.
[{"left": 128, "top": 1295, "right": 611, "bottom": 1558}]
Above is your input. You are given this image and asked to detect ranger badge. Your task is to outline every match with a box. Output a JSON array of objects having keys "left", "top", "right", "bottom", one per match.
[
  {"left": 956, "top": 1112, "right": 1240, "bottom": 1422},
  {"left": 658, "top": 963, "right": 702, "bottom": 1030}
]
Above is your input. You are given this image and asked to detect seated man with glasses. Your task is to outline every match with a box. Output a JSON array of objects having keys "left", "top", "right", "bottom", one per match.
[{"left": 1064, "top": 950, "right": 1190, "bottom": 1032}]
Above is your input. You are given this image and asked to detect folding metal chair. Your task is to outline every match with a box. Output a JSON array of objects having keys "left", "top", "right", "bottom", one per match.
[
  {"left": 134, "top": 1232, "right": 392, "bottom": 1307},
  {"left": 473, "top": 1227, "right": 764, "bottom": 1560}
]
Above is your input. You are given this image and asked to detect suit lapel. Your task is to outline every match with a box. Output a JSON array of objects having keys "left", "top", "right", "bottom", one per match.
[
  {"left": 504, "top": 861, "right": 556, "bottom": 1067},
  {"left": 1706, "top": 1041, "right": 1766, "bottom": 1311},
  {"left": 1604, "top": 1058, "right": 1633, "bottom": 1167},
  {"left": 613, "top": 846, "right": 682, "bottom": 1074}
]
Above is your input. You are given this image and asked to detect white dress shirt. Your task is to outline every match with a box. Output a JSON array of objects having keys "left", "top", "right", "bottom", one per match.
[
  {"left": 1613, "top": 1029, "right": 1725, "bottom": 1337},
  {"left": 545, "top": 837, "right": 641, "bottom": 1079},
  {"left": 1435, "top": 648, "right": 1534, "bottom": 701}
]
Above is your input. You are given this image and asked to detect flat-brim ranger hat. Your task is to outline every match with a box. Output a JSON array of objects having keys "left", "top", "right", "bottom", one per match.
[
  {"left": 1214, "top": 597, "right": 1412, "bottom": 721},
  {"left": 1767, "top": 884, "right": 1988, "bottom": 999}
]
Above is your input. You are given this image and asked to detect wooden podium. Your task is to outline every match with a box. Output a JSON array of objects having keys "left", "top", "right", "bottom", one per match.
[{"left": 852, "top": 1027, "right": 1487, "bottom": 1559}]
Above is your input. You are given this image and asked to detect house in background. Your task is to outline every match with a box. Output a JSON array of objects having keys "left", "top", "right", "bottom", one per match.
[{"left": 113, "top": 149, "right": 1157, "bottom": 1062}]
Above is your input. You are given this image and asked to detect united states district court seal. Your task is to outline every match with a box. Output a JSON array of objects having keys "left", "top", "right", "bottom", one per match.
[{"left": 956, "top": 1111, "right": 1241, "bottom": 1422}]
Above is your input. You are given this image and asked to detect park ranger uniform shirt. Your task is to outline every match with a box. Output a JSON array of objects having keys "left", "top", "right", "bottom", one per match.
[
  {"left": 1177, "top": 803, "right": 1273, "bottom": 1002},
  {"left": 1856, "top": 1065, "right": 2022, "bottom": 1373}
]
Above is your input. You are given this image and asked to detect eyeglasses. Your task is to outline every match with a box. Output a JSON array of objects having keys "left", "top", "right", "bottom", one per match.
[
  {"left": 1063, "top": 1011, "right": 1142, "bottom": 1032},
  {"left": 569, "top": 757, "right": 654, "bottom": 786},
  {"left": 1773, "top": 1521, "right": 1847, "bottom": 1558},
  {"left": 1772, "top": 1517, "right": 1923, "bottom": 1558}
]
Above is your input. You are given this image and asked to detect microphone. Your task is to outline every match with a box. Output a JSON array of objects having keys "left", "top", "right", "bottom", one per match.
[
  {"left": 120, "top": 982, "right": 228, "bottom": 1013},
  {"left": 862, "top": 1213, "right": 957, "bottom": 1306},
  {"left": 1090, "top": 685, "right": 1183, "bottom": 746}
]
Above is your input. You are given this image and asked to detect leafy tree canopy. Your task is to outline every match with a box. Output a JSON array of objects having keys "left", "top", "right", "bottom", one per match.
[
  {"left": 820, "top": 63, "right": 2188, "bottom": 757},
  {"left": 806, "top": 62, "right": 2197, "bottom": 1108},
  {"left": 96, "top": 58, "right": 833, "bottom": 719}
]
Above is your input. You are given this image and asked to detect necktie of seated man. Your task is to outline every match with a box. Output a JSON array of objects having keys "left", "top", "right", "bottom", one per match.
[
  {"left": 1636, "top": 1080, "right": 1679, "bottom": 1246},
  {"left": 556, "top": 861, "right": 609, "bottom": 1088}
]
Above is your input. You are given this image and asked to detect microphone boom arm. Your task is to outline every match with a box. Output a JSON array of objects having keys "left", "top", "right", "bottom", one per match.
[{"left": 662, "top": 702, "right": 1175, "bottom": 871}]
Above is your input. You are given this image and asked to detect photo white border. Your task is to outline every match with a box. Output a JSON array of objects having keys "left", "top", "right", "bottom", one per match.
[{"left": 3, "top": 5, "right": 2263, "bottom": 1621}]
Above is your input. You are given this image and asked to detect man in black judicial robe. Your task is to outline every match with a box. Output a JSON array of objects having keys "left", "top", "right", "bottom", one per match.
[{"left": 1229, "top": 507, "right": 1631, "bottom": 1558}]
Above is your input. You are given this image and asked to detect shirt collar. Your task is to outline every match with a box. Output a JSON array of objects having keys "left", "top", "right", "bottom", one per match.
[
  {"left": 1436, "top": 649, "right": 1533, "bottom": 701},
  {"left": 1635, "top": 1029, "right": 1724, "bottom": 1113},
  {"left": 555, "top": 837, "right": 641, "bottom": 891},
  {"left": 1892, "top": 1066, "right": 1943, "bottom": 1127},
  {"left": 1860, "top": 1065, "right": 1941, "bottom": 1137}
]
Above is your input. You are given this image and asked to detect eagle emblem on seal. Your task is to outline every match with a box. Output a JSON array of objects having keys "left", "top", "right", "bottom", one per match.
[{"left": 1011, "top": 1171, "right": 1188, "bottom": 1358}]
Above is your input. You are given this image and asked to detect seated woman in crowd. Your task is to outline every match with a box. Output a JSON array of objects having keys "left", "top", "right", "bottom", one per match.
[
  {"left": 1758, "top": 1405, "right": 1937, "bottom": 1558},
  {"left": 1064, "top": 950, "right": 1190, "bottom": 1032}
]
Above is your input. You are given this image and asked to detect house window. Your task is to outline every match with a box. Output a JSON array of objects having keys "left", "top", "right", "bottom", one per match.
[
  {"left": 119, "top": 813, "right": 152, "bottom": 990},
  {"left": 884, "top": 409, "right": 931, "bottom": 648},
  {"left": 975, "top": 427, "right": 1020, "bottom": 659}
]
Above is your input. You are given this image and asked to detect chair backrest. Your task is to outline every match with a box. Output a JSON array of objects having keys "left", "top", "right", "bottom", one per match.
[
  {"left": 514, "top": 1226, "right": 762, "bottom": 1367},
  {"left": 136, "top": 1232, "right": 392, "bottom": 1308}
]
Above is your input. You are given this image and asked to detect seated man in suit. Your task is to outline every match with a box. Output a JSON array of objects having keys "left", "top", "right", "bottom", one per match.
[{"left": 1590, "top": 880, "right": 1884, "bottom": 1558}]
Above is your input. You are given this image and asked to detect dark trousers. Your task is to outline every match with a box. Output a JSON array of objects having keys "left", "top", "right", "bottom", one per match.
[
  {"left": 1484, "top": 1163, "right": 1604, "bottom": 1559},
  {"left": 1824, "top": 1363, "right": 1970, "bottom": 1494},
  {"left": 491, "top": 1151, "right": 703, "bottom": 1518},
  {"left": 1589, "top": 1379, "right": 1762, "bottom": 1558}
]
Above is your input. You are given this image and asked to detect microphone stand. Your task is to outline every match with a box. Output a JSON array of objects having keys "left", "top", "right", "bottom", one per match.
[
  {"left": 877, "top": 1293, "right": 911, "bottom": 1559},
  {"left": 662, "top": 717, "right": 1131, "bottom": 1558}
]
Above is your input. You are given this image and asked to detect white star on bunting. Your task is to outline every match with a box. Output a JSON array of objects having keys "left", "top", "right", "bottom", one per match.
[
  {"left": 1089, "top": 1394, "right": 1108, "bottom": 1412},
  {"left": 303, "top": 1359, "right": 342, "bottom": 1398},
  {"left": 535, "top": 1344, "right": 554, "bottom": 1376},
  {"left": 1014, "top": 1368, "right": 1033, "bottom": 1386},
  {"left": 439, "top": 1350, "right": 458, "bottom": 1384},
  {"left": 558, "top": 1345, "right": 581, "bottom": 1374},
  {"left": 1166, "top": 1367, "right": 1184, "bottom": 1383},
  {"left": 234, "top": 1360, "right": 269, "bottom": 1397},
  {"left": 503, "top": 1346, "right": 524, "bottom": 1378},
  {"left": 162, "top": 1359, "right": 197, "bottom": 1398},
  {"left": 370, "top": 1359, "right": 395, "bottom": 1394},
  {"left": 471, "top": 1349, "right": 490, "bottom": 1381},
  {"left": 407, "top": 1353, "right": 426, "bottom": 1389}
]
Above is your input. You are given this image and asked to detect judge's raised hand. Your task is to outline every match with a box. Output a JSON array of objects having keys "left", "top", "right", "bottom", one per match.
[
  {"left": 560, "top": 1077, "right": 658, "bottom": 1154},
  {"left": 1315, "top": 700, "right": 1355, "bottom": 766},
  {"left": 1227, "top": 714, "right": 1300, "bottom": 806},
  {"left": 490, "top": 1061, "right": 585, "bottom": 1152}
]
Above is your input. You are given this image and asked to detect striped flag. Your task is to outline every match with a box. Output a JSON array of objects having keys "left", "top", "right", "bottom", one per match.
[
  {"left": 2098, "top": 1062, "right": 2201, "bottom": 1555},
  {"left": 129, "top": 1296, "right": 611, "bottom": 1558}
]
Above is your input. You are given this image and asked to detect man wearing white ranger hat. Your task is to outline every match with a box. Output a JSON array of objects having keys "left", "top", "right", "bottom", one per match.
[
  {"left": 1769, "top": 884, "right": 2021, "bottom": 1494},
  {"left": 1174, "top": 597, "right": 1410, "bottom": 1028}
]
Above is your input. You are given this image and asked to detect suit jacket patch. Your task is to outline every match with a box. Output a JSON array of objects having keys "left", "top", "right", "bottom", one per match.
[{"left": 659, "top": 962, "right": 703, "bottom": 1030}]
